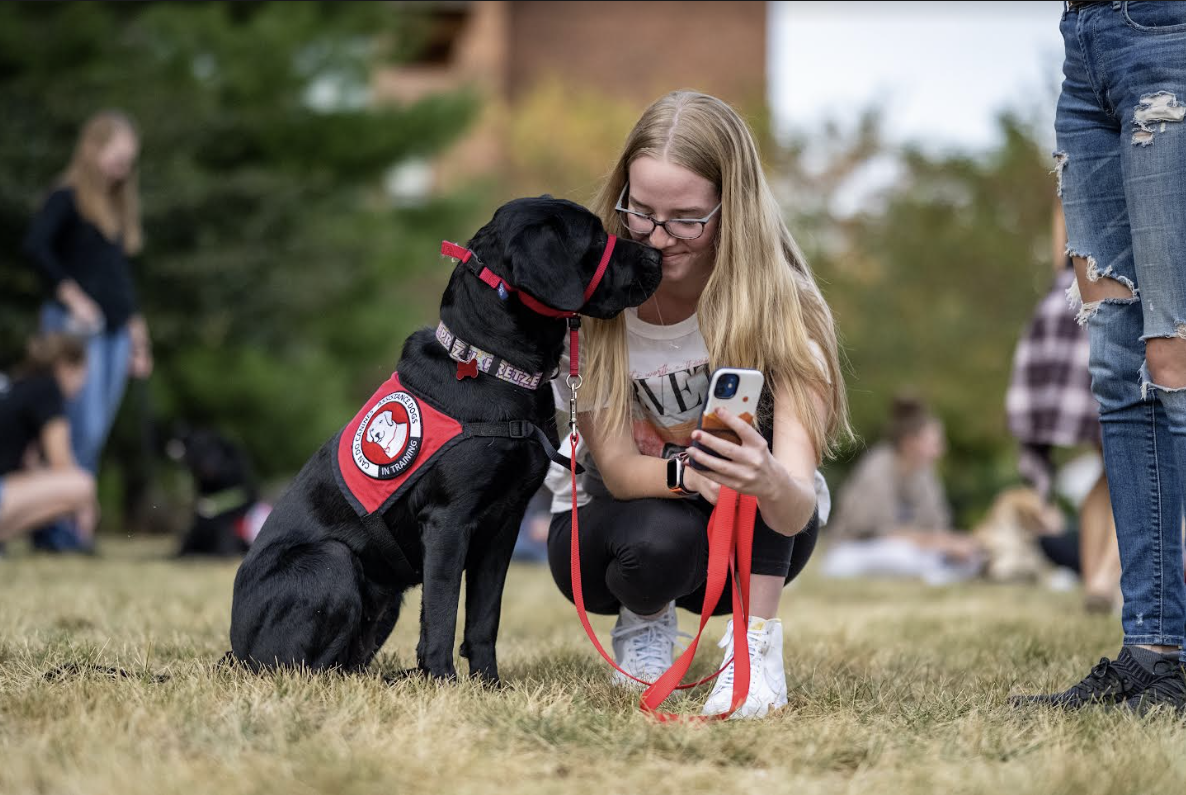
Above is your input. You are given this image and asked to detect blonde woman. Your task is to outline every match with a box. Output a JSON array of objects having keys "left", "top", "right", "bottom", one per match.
[
  {"left": 23, "top": 110, "right": 152, "bottom": 490},
  {"left": 545, "top": 91, "right": 850, "bottom": 718}
]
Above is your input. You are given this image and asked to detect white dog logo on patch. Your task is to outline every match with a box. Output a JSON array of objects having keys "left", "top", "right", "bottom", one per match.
[
  {"left": 352, "top": 391, "right": 423, "bottom": 479},
  {"left": 367, "top": 410, "right": 408, "bottom": 459}
]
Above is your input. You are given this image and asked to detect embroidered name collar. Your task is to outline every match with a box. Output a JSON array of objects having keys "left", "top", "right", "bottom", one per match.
[{"left": 434, "top": 320, "right": 552, "bottom": 391}]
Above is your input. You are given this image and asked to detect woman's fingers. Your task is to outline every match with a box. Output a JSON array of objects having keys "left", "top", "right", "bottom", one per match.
[
  {"left": 687, "top": 447, "right": 749, "bottom": 486},
  {"left": 691, "top": 428, "right": 742, "bottom": 458},
  {"left": 711, "top": 407, "right": 765, "bottom": 444}
]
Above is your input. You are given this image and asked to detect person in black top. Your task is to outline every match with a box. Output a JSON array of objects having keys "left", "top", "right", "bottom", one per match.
[
  {"left": 24, "top": 110, "right": 153, "bottom": 473},
  {"left": 22, "top": 111, "right": 153, "bottom": 549},
  {"left": 0, "top": 334, "right": 97, "bottom": 543}
]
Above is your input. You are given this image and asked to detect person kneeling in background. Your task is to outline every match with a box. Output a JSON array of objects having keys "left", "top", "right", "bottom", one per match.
[{"left": 0, "top": 333, "right": 98, "bottom": 549}]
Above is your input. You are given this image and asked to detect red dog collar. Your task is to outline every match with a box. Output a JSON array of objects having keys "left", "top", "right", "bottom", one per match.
[
  {"left": 440, "top": 235, "right": 616, "bottom": 320},
  {"left": 440, "top": 235, "right": 616, "bottom": 389}
]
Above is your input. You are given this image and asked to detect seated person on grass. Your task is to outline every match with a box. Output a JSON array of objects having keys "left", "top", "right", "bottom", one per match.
[{"left": 822, "top": 395, "right": 984, "bottom": 585}]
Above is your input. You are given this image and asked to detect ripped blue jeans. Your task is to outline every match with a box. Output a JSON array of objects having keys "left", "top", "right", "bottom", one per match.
[{"left": 1057, "top": 1, "right": 1186, "bottom": 654}]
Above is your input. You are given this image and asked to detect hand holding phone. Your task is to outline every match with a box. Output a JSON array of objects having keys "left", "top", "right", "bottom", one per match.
[{"left": 688, "top": 367, "right": 764, "bottom": 471}]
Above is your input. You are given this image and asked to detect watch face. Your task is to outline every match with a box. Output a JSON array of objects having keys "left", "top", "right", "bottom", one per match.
[{"left": 667, "top": 455, "right": 679, "bottom": 490}]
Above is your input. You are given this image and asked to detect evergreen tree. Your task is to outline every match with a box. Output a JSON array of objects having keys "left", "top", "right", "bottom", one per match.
[{"left": 0, "top": 2, "right": 480, "bottom": 482}]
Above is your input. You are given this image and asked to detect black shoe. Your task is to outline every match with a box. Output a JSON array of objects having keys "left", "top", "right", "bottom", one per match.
[
  {"left": 1010, "top": 648, "right": 1151, "bottom": 709},
  {"left": 1123, "top": 660, "right": 1186, "bottom": 716}
]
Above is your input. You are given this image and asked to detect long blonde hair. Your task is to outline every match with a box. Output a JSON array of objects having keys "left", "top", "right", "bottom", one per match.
[
  {"left": 582, "top": 91, "right": 851, "bottom": 462},
  {"left": 61, "top": 110, "right": 142, "bottom": 255}
]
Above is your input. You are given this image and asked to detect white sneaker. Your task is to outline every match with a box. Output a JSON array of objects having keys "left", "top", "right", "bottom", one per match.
[
  {"left": 610, "top": 603, "right": 682, "bottom": 689},
  {"left": 701, "top": 617, "right": 788, "bottom": 719}
]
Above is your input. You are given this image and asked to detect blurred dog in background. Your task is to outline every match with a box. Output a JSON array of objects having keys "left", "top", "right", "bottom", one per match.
[
  {"left": 972, "top": 486, "right": 1065, "bottom": 584},
  {"left": 167, "top": 426, "right": 270, "bottom": 557}
]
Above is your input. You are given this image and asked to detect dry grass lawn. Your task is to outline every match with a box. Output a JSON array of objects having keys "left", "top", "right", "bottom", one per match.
[{"left": 1, "top": 537, "right": 1184, "bottom": 795}]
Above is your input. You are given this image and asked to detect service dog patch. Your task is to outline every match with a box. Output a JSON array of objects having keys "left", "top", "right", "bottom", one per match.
[
  {"left": 335, "top": 372, "right": 464, "bottom": 516},
  {"left": 352, "top": 391, "right": 423, "bottom": 479}
]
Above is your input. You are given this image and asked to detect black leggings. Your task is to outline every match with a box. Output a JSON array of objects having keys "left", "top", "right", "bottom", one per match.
[{"left": 548, "top": 494, "right": 818, "bottom": 617}]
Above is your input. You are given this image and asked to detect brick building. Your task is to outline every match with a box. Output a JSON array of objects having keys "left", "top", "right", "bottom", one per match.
[{"left": 373, "top": 1, "right": 768, "bottom": 201}]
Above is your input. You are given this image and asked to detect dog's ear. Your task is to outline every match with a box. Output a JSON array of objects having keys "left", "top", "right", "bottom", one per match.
[{"left": 506, "top": 219, "right": 586, "bottom": 313}]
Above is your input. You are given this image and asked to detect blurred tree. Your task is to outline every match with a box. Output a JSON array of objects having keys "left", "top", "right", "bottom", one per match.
[
  {"left": 775, "top": 113, "right": 1057, "bottom": 526},
  {"left": 0, "top": 2, "right": 481, "bottom": 496},
  {"left": 504, "top": 80, "right": 643, "bottom": 203},
  {"left": 503, "top": 81, "right": 770, "bottom": 207}
]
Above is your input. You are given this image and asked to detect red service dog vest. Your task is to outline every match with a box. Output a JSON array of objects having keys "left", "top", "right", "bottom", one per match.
[{"left": 334, "top": 372, "right": 464, "bottom": 517}]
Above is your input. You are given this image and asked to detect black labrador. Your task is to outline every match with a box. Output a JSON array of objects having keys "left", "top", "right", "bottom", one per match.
[
  {"left": 229, "top": 197, "right": 661, "bottom": 682},
  {"left": 169, "top": 426, "right": 263, "bottom": 558}
]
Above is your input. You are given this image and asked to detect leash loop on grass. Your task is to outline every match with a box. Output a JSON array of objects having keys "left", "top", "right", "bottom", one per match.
[{"left": 568, "top": 441, "right": 756, "bottom": 721}]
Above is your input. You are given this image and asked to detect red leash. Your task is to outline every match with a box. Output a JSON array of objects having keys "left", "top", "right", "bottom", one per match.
[{"left": 568, "top": 433, "right": 758, "bottom": 721}]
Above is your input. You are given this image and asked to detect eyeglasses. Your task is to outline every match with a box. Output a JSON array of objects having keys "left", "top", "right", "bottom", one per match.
[{"left": 614, "top": 183, "right": 721, "bottom": 241}]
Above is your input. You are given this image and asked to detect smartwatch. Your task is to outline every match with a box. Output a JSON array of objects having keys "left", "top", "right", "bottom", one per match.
[{"left": 666, "top": 452, "right": 695, "bottom": 497}]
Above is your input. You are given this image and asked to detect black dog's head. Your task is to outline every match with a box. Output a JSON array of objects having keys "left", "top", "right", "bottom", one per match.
[
  {"left": 166, "top": 425, "right": 255, "bottom": 497},
  {"left": 474, "top": 196, "right": 662, "bottom": 319}
]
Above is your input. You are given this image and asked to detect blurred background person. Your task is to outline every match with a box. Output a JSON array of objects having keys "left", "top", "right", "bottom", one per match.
[
  {"left": 21, "top": 110, "right": 153, "bottom": 550},
  {"left": 822, "top": 394, "right": 984, "bottom": 585},
  {"left": 512, "top": 487, "right": 552, "bottom": 564},
  {"left": 0, "top": 333, "right": 97, "bottom": 546},
  {"left": 1005, "top": 199, "right": 1119, "bottom": 612}
]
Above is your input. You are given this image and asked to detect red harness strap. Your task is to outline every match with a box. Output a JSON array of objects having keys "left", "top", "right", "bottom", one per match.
[{"left": 568, "top": 441, "right": 757, "bottom": 721}]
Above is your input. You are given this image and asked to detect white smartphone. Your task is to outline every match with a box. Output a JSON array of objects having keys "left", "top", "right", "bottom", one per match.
[{"left": 690, "top": 367, "right": 764, "bottom": 470}]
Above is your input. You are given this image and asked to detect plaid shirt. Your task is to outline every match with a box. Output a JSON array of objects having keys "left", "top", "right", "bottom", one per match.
[{"left": 1006, "top": 267, "right": 1101, "bottom": 448}]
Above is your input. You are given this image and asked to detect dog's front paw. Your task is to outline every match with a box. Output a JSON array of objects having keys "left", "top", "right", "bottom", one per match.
[{"left": 418, "top": 662, "right": 459, "bottom": 682}]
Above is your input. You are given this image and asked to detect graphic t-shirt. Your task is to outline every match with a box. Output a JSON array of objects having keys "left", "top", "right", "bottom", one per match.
[{"left": 546, "top": 307, "right": 831, "bottom": 523}]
